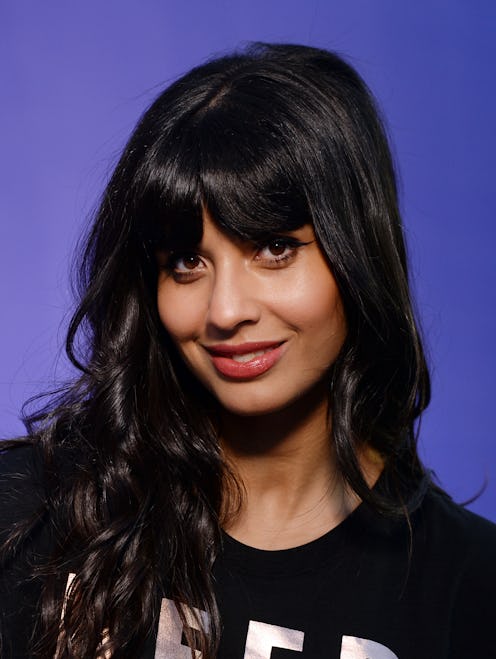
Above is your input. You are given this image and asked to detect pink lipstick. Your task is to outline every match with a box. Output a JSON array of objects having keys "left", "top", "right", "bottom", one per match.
[{"left": 204, "top": 341, "right": 286, "bottom": 379}]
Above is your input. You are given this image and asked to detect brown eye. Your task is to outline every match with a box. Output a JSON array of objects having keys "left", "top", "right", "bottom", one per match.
[
  {"left": 255, "top": 237, "right": 308, "bottom": 266},
  {"left": 182, "top": 254, "right": 201, "bottom": 270},
  {"left": 165, "top": 252, "right": 205, "bottom": 279},
  {"left": 267, "top": 240, "right": 288, "bottom": 256}
]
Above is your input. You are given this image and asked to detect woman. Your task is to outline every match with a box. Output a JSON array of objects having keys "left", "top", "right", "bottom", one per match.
[{"left": 1, "top": 43, "right": 494, "bottom": 659}]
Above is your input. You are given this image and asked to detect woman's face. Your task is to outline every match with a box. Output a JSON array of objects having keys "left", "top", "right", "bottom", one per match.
[{"left": 157, "top": 209, "right": 346, "bottom": 416}]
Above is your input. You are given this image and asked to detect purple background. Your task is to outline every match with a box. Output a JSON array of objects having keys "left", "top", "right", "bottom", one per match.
[{"left": 1, "top": 1, "right": 495, "bottom": 521}]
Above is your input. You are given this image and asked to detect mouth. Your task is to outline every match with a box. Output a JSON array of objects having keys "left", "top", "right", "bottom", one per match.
[
  {"left": 203, "top": 341, "right": 286, "bottom": 379},
  {"left": 230, "top": 348, "right": 276, "bottom": 363}
]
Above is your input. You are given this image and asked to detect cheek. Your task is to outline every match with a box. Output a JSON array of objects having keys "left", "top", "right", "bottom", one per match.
[
  {"left": 286, "top": 272, "right": 346, "bottom": 335},
  {"left": 288, "top": 278, "right": 347, "bottom": 373},
  {"left": 157, "top": 287, "right": 203, "bottom": 342}
]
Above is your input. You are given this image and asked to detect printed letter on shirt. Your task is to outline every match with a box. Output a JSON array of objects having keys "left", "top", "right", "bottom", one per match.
[
  {"left": 340, "top": 635, "right": 399, "bottom": 659},
  {"left": 57, "top": 574, "right": 111, "bottom": 659},
  {"left": 155, "top": 597, "right": 208, "bottom": 659},
  {"left": 244, "top": 620, "right": 304, "bottom": 658}
]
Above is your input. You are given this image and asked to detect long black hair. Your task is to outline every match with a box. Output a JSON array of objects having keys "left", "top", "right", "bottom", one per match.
[{"left": 2, "top": 42, "right": 430, "bottom": 657}]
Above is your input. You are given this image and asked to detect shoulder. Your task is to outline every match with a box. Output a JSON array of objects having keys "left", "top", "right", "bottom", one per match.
[
  {"left": 0, "top": 440, "right": 43, "bottom": 480},
  {"left": 416, "top": 486, "right": 496, "bottom": 655},
  {"left": 0, "top": 438, "right": 86, "bottom": 544},
  {"left": 419, "top": 485, "right": 496, "bottom": 555},
  {"left": 0, "top": 441, "right": 46, "bottom": 538},
  {"left": 0, "top": 442, "right": 50, "bottom": 658},
  {"left": 415, "top": 485, "right": 496, "bottom": 576}
]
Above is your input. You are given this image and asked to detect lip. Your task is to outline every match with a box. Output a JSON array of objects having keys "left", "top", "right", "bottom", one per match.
[
  {"left": 205, "top": 341, "right": 283, "bottom": 356},
  {"left": 203, "top": 341, "right": 286, "bottom": 379}
]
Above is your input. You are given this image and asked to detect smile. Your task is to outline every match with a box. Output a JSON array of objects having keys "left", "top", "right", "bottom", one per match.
[
  {"left": 204, "top": 341, "right": 286, "bottom": 379},
  {"left": 231, "top": 349, "right": 273, "bottom": 363}
]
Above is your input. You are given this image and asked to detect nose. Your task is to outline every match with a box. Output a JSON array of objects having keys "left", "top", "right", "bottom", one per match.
[{"left": 206, "top": 260, "right": 261, "bottom": 334}]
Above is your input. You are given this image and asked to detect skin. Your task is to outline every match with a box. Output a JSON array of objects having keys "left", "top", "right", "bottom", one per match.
[{"left": 157, "top": 208, "right": 380, "bottom": 549}]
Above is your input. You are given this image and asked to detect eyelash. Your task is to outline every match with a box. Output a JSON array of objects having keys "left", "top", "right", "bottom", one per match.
[
  {"left": 255, "top": 237, "right": 308, "bottom": 265},
  {"left": 165, "top": 237, "right": 308, "bottom": 281}
]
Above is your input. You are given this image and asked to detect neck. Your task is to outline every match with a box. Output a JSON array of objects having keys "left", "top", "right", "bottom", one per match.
[{"left": 219, "top": 389, "right": 372, "bottom": 550}]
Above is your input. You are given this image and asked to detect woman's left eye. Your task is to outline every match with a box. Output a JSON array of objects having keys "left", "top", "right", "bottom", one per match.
[{"left": 256, "top": 238, "right": 306, "bottom": 265}]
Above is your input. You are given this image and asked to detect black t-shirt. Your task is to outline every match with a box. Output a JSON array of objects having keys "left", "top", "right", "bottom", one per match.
[
  {"left": 1, "top": 444, "right": 495, "bottom": 658},
  {"left": 214, "top": 490, "right": 496, "bottom": 658}
]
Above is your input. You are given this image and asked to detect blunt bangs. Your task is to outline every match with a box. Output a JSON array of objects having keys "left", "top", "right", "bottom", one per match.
[{"left": 135, "top": 73, "right": 312, "bottom": 253}]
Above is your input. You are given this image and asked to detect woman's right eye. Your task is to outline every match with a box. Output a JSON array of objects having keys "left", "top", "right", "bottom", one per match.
[{"left": 165, "top": 253, "right": 205, "bottom": 280}]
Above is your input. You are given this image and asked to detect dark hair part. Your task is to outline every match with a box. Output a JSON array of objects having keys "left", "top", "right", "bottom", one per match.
[{"left": 2, "top": 43, "right": 430, "bottom": 657}]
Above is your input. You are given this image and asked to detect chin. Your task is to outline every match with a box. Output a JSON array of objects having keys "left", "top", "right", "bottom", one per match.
[
  {"left": 222, "top": 404, "right": 286, "bottom": 418},
  {"left": 217, "top": 400, "right": 283, "bottom": 418},
  {"left": 213, "top": 389, "right": 305, "bottom": 418}
]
